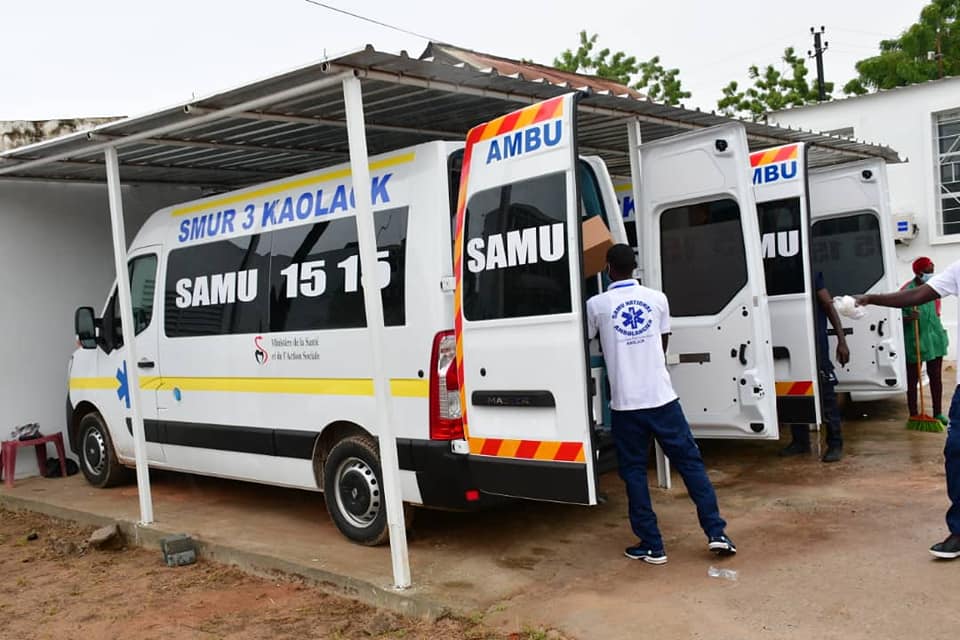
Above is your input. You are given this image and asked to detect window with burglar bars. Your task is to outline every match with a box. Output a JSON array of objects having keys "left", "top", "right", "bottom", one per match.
[{"left": 937, "top": 109, "right": 960, "bottom": 235}]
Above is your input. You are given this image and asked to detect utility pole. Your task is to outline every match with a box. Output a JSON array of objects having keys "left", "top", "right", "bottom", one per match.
[
  {"left": 808, "top": 26, "right": 828, "bottom": 101},
  {"left": 936, "top": 29, "right": 945, "bottom": 79}
]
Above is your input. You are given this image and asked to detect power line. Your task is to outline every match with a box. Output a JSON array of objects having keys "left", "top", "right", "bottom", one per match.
[
  {"left": 830, "top": 27, "right": 899, "bottom": 39},
  {"left": 682, "top": 33, "right": 798, "bottom": 79},
  {"left": 302, "top": 0, "right": 438, "bottom": 42}
]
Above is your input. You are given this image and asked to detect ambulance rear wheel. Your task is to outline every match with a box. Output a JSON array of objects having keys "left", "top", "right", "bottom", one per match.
[
  {"left": 323, "top": 434, "right": 412, "bottom": 546},
  {"left": 78, "top": 412, "right": 129, "bottom": 488}
]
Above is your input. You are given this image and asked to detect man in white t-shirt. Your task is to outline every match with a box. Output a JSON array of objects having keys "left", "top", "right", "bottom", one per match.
[
  {"left": 587, "top": 244, "right": 736, "bottom": 565},
  {"left": 857, "top": 261, "right": 960, "bottom": 559}
]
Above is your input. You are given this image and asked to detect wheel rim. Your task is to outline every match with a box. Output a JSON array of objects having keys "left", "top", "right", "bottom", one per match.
[
  {"left": 82, "top": 426, "right": 106, "bottom": 477},
  {"left": 334, "top": 456, "right": 381, "bottom": 529}
]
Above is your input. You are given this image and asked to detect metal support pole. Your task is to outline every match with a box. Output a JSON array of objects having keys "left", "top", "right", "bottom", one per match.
[
  {"left": 626, "top": 120, "right": 671, "bottom": 490},
  {"left": 341, "top": 75, "right": 411, "bottom": 589},
  {"left": 626, "top": 120, "right": 644, "bottom": 283},
  {"left": 104, "top": 146, "right": 154, "bottom": 524}
]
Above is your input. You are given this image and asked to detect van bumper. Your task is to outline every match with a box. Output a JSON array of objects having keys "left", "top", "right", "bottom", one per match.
[
  {"left": 397, "top": 438, "right": 497, "bottom": 510},
  {"left": 65, "top": 394, "right": 78, "bottom": 454}
]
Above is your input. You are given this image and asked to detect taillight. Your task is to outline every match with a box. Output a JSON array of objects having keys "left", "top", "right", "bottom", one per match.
[{"left": 429, "top": 330, "right": 463, "bottom": 440}]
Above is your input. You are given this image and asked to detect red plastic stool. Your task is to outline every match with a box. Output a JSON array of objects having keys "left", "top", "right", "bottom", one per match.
[{"left": 0, "top": 433, "right": 67, "bottom": 488}]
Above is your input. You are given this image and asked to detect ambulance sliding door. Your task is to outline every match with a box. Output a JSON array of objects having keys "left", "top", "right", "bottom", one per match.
[
  {"left": 637, "top": 124, "right": 778, "bottom": 438},
  {"left": 454, "top": 93, "right": 598, "bottom": 505},
  {"left": 751, "top": 144, "right": 821, "bottom": 426},
  {"left": 808, "top": 160, "right": 906, "bottom": 399}
]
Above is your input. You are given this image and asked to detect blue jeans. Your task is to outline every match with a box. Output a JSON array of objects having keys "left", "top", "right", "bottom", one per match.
[
  {"left": 945, "top": 386, "right": 960, "bottom": 535},
  {"left": 611, "top": 399, "right": 727, "bottom": 551}
]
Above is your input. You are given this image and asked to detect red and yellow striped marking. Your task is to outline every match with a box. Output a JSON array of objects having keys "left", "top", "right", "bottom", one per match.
[
  {"left": 452, "top": 96, "right": 582, "bottom": 464},
  {"left": 750, "top": 144, "right": 798, "bottom": 168},
  {"left": 775, "top": 380, "right": 815, "bottom": 397},
  {"left": 470, "top": 437, "right": 585, "bottom": 462}
]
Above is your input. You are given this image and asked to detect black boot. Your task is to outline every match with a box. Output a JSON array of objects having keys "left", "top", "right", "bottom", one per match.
[
  {"left": 822, "top": 423, "right": 843, "bottom": 463},
  {"left": 780, "top": 424, "right": 812, "bottom": 457},
  {"left": 821, "top": 445, "right": 843, "bottom": 463}
]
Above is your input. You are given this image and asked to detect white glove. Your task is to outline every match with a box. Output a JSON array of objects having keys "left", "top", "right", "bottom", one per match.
[{"left": 833, "top": 295, "right": 865, "bottom": 320}]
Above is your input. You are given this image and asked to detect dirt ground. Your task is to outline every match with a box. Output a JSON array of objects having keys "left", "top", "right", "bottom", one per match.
[
  {"left": 0, "top": 508, "right": 561, "bottom": 640},
  {"left": 4, "top": 374, "right": 960, "bottom": 639}
]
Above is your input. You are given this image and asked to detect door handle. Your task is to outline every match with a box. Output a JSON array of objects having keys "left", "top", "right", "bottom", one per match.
[
  {"left": 738, "top": 344, "right": 747, "bottom": 365},
  {"left": 877, "top": 319, "right": 886, "bottom": 337},
  {"left": 137, "top": 359, "right": 155, "bottom": 369}
]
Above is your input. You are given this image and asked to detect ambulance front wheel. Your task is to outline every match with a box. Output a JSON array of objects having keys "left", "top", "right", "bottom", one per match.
[
  {"left": 323, "top": 434, "right": 413, "bottom": 546},
  {"left": 78, "top": 412, "right": 130, "bottom": 488}
]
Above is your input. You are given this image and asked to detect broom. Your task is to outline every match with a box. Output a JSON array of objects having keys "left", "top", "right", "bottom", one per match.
[{"left": 907, "top": 315, "right": 945, "bottom": 432}]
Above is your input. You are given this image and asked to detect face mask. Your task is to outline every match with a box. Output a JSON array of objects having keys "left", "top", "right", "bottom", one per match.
[{"left": 920, "top": 273, "right": 933, "bottom": 283}]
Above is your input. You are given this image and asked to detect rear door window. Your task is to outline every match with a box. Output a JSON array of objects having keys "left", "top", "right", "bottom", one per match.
[
  {"left": 660, "top": 198, "right": 747, "bottom": 317},
  {"left": 463, "top": 172, "right": 570, "bottom": 321},
  {"left": 811, "top": 212, "right": 883, "bottom": 294},
  {"left": 757, "top": 198, "right": 804, "bottom": 296}
]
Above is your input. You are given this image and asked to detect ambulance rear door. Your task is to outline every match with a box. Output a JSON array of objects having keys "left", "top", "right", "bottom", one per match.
[
  {"left": 751, "top": 144, "right": 822, "bottom": 426},
  {"left": 637, "top": 124, "right": 778, "bottom": 438},
  {"left": 808, "top": 160, "right": 906, "bottom": 399},
  {"left": 454, "top": 93, "right": 598, "bottom": 505}
]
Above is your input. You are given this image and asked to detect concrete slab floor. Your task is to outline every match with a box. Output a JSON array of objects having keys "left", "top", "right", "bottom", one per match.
[{"left": 2, "top": 372, "right": 957, "bottom": 639}]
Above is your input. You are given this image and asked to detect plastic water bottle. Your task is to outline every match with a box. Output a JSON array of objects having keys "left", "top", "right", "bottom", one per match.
[{"left": 708, "top": 566, "right": 738, "bottom": 581}]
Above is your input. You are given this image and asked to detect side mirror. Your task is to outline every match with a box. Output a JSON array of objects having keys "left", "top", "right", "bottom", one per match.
[{"left": 75, "top": 307, "right": 97, "bottom": 349}]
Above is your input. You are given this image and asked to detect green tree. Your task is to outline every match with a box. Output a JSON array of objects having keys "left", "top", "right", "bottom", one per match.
[
  {"left": 844, "top": 0, "right": 960, "bottom": 94},
  {"left": 553, "top": 31, "right": 691, "bottom": 105},
  {"left": 717, "top": 47, "right": 832, "bottom": 121}
]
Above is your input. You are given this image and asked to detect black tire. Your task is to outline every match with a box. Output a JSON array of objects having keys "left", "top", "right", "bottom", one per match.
[
  {"left": 323, "top": 434, "right": 413, "bottom": 546},
  {"left": 78, "top": 412, "right": 130, "bottom": 488}
]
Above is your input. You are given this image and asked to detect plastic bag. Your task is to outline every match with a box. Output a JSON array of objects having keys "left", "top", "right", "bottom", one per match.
[{"left": 833, "top": 295, "right": 865, "bottom": 320}]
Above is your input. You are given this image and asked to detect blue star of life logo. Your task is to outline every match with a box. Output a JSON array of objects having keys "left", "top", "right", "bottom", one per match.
[
  {"left": 621, "top": 306, "right": 645, "bottom": 330},
  {"left": 612, "top": 299, "right": 653, "bottom": 338}
]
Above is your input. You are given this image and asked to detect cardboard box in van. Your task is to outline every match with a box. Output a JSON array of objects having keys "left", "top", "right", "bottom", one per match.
[{"left": 582, "top": 215, "right": 614, "bottom": 278}]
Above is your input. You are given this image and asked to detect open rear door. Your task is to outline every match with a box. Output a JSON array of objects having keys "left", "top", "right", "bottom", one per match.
[
  {"left": 808, "top": 160, "right": 906, "bottom": 400},
  {"left": 637, "top": 124, "right": 778, "bottom": 438},
  {"left": 453, "top": 93, "right": 598, "bottom": 505},
  {"left": 751, "top": 144, "right": 822, "bottom": 426}
]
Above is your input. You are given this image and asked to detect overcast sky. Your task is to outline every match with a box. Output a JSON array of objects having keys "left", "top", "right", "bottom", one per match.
[{"left": 0, "top": 0, "right": 930, "bottom": 120}]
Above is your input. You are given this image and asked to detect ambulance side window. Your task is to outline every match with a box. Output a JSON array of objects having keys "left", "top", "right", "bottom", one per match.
[
  {"left": 100, "top": 254, "right": 158, "bottom": 352},
  {"left": 462, "top": 172, "right": 571, "bottom": 320},
  {"left": 164, "top": 235, "right": 271, "bottom": 337},
  {"left": 810, "top": 212, "right": 883, "bottom": 295},
  {"left": 757, "top": 198, "right": 804, "bottom": 296},
  {"left": 448, "top": 149, "right": 464, "bottom": 256},
  {"left": 660, "top": 199, "right": 747, "bottom": 317},
  {"left": 269, "top": 208, "right": 408, "bottom": 332}
]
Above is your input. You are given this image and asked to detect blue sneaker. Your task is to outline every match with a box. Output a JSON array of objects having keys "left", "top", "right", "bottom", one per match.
[
  {"left": 624, "top": 543, "right": 667, "bottom": 564},
  {"left": 708, "top": 534, "right": 737, "bottom": 556}
]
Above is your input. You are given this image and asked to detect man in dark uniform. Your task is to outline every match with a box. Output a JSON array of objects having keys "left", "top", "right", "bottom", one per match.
[{"left": 780, "top": 272, "right": 850, "bottom": 462}]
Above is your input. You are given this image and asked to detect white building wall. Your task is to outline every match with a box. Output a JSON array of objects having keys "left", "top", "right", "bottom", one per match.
[
  {"left": 0, "top": 180, "right": 202, "bottom": 479},
  {"left": 769, "top": 78, "right": 960, "bottom": 357}
]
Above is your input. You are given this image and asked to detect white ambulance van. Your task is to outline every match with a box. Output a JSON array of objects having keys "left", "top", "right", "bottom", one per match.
[
  {"left": 454, "top": 94, "right": 779, "bottom": 515},
  {"left": 807, "top": 160, "right": 906, "bottom": 400},
  {"left": 750, "top": 143, "right": 822, "bottom": 427},
  {"left": 617, "top": 145, "right": 905, "bottom": 414},
  {"left": 68, "top": 128, "right": 628, "bottom": 544}
]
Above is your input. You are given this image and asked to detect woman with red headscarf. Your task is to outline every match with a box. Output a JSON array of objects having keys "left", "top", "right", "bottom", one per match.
[{"left": 902, "top": 257, "right": 949, "bottom": 424}]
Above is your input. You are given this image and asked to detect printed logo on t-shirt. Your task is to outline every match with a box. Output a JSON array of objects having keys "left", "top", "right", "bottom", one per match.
[{"left": 612, "top": 299, "right": 654, "bottom": 338}]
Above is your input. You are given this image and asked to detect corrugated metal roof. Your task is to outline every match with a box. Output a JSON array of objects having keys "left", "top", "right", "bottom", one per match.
[
  {"left": 0, "top": 43, "right": 901, "bottom": 191},
  {"left": 422, "top": 42, "right": 647, "bottom": 99}
]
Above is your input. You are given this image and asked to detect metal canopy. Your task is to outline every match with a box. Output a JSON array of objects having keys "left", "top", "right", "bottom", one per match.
[{"left": 0, "top": 44, "right": 900, "bottom": 191}]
